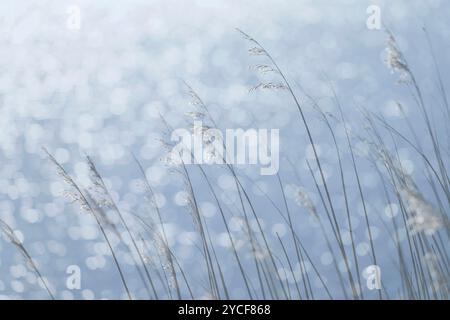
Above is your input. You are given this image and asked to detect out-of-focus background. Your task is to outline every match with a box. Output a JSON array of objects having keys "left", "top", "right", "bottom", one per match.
[{"left": 0, "top": 0, "right": 449, "bottom": 299}]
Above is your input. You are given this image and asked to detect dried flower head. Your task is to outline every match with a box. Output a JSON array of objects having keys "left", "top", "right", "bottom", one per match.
[
  {"left": 43, "top": 148, "right": 92, "bottom": 214},
  {"left": 294, "top": 187, "right": 319, "bottom": 219},
  {"left": 250, "top": 82, "right": 287, "bottom": 92},
  {"left": 401, "top": 188, "right": 444, "bottom": 236},
  {"left": 86, "top": 155, "right": 114, "bottom": 209},
  {"left": 185, "top": 111, "right": 205, "bottom": 120},
  {"left": 385, "top": 35, "right": 411, "bottom": 83},
  {"left": 250, "top": 64, "right": 278, "bottom": 74},
  {"left": 192, "top": 123, "right": 213, "bottom": 137},
  {"left": 248, "top": 47, "right": 267, "bottom": 56}
]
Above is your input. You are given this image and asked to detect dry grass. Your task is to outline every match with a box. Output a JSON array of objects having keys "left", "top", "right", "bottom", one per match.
[{"left": 3, "top": 27, "right": 448, "bottom": 300}]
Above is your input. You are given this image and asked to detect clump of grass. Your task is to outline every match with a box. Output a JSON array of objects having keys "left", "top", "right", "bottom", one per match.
[
  {"left": 19, "top": 26, "right": 450, "bottom": 300},
  {"left": 0, "top": 218, "right": 55, "bottom": 299},
  {"left": 43, "top": 148, "right": 133, "bottom": 300}
]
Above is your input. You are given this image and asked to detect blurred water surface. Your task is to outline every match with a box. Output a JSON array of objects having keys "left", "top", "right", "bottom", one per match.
[{"left": 0, "top": 0, "right": 449, "bottom": 299}]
